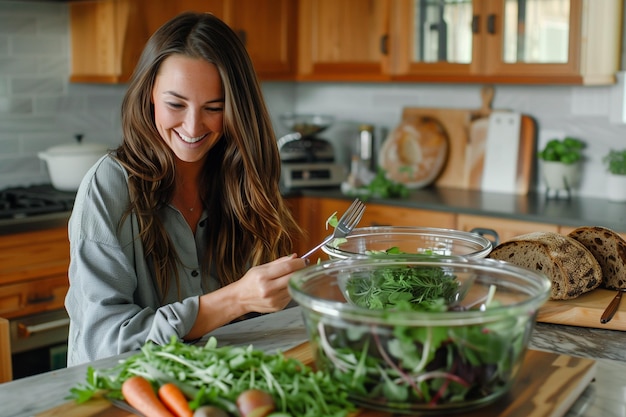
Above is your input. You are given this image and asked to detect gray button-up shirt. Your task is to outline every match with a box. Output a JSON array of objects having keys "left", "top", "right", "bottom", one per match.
[{"left": 65, "top": 155, "right": 218, "bottom": 366}]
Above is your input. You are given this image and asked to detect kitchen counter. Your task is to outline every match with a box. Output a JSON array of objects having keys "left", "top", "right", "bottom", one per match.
[
  {"left": 2, "top": 306, "right": 626, "bottom": 417},
  {"left": 291, "top": 186, "right": 626, "bottom": 231},
  {"left": 3, "top": 186, "right": 625, "bottom": 236}
]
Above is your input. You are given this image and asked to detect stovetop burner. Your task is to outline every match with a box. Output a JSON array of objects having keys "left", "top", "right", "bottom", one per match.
[{"left": 0, "top": 185, "right": 75, "bottom": 220}]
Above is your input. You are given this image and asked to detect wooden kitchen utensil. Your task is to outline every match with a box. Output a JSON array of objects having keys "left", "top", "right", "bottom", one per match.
[
  {"left": 378, "top": 115, "right": 449, "bottom": 188},
  {"left": 400, "top": 107, "right": 473, "bottom": 189},
  {"left": 466, "top": 85, "right": 494, "bottom": 189},
  {"left": 600, "top": 289, "right": 624, "bottom": 324}
]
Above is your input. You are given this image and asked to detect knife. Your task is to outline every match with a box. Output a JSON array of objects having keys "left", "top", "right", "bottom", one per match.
[{"left": 601, "top": 289, "right": 624, "bottom": 324}]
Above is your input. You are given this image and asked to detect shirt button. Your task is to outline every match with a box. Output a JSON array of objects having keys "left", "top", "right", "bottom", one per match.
[{"left": 191, "top": 270, "right": 199, "bottom": 277}]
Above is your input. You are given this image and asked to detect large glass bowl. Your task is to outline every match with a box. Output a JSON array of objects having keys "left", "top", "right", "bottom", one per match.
[
  {"left": 321, "top": 226, "right": 495, "bottom": 260},
  {"left": 288, "top": 256, "right": 551, "bottom": 414}
]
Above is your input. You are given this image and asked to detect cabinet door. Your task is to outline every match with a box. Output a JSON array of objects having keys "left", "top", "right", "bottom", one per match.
[
  {"left": 223, "top": 0, "right": 297, "bottom": 79},
  {"left": 70, "top": 0, "right": 148, "bottom": 83},
  {"left": 70, "top": 0, "right": 225, "bottom": 83},
  {"left": 392, "top": 0, "right": 484, "bottom": 80},
  {"left": 493, "top": 0, "right": 621, "bottom": 85},
  {"left": 481, "top": 0, "right": 587, "bottom": 83},
  {"left": 393, "top": 0, "right": 621, "bottom": 85},
  {"left": 298, "top": 0, "right": 392, "bottom": 81},
  {"left": 457, "top": 214, "right": 558, "bottom": 243}
]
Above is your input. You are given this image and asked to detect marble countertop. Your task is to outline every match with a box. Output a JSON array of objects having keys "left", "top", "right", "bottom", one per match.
[{"left": 2, "top": 306, "right": 626, "bottom": 417}]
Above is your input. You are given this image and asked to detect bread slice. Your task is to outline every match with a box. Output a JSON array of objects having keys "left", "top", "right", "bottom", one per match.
[
  {"left": 568, "top": 226, "right": 626, "bottom": 289},
  {"left": 488, "top": 231, "right": 602, "bottom": 300}
]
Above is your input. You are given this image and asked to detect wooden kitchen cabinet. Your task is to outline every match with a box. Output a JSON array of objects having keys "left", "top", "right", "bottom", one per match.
[
  {"left": 223, "top": 0, "right": 298, "bottom": 80},
  {"left": 0, "top": 226, "right": 70, "bottom": 319},
  {"left": 391, "top": 0, "right": 622, "bottom": 85},
  {"left": 297, "top": 0, "right": 392, "bottom": 81},
  {"left": 457, "top": 213, "right": 559, "bottom": 244},
  {"left": 296, "top": 0, "right": 622, "bottom": 84},
  {"left": 70, "top": 0, "right": 223, "bottom": 83},
  {"left": 69, "top": 0, "right": 295, "bottom": 83}
]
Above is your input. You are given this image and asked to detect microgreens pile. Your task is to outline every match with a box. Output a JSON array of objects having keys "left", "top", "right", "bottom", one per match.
[{"left": 69, "top": 337, "right": 355, "bottom": 417}]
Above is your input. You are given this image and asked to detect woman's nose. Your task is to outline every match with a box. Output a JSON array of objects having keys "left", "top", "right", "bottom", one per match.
[{"left": 184, "top": 110, "right": 205, "bottom": 136}]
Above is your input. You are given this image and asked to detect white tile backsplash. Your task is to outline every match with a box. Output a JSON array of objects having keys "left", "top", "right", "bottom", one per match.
[{"left": 1, "top": 1, "right": 626, "bottom": 201}]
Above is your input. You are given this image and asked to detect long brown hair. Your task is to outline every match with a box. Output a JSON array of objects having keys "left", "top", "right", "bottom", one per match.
[{"left": 115, "top": 12, "right": 301, "bottom": 298}]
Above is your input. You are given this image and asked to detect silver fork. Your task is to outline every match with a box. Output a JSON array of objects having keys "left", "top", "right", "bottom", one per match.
[{"left": 301, "top": 198, "right": 366, "bottom": 259}]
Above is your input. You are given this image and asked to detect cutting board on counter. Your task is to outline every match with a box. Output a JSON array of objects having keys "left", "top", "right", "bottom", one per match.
[
  {"left": 538, "top": 288, "right": 626, "bottom": 331},
  {"left": 399, "top": 87, "right": 536, "bottom": 194},
  {"left": 38, "top": 343, "right": 596, "bottom": 417}
]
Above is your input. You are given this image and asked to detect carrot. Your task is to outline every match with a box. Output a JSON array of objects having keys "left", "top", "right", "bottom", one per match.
[
  {"left": 158, "top": 382, "right": 193, "bottom": 417},
  {"left": 121, "top": 375, "right": 175, "bottom": 417}
]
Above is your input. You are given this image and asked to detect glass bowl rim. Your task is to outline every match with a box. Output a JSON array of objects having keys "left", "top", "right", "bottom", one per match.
[{"left": 321, "top": 226, "right": 494, "bottom": 259}]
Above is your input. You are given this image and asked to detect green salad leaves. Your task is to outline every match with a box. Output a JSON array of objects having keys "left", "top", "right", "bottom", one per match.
[
  {"left": 69, "top": 337, "right": 355, "bottom": 417},
  {"left": 309, "top": 264, "right": 530, "bottom": 411},
  {"left": 345, "top": 265, "right": 458, "bottom": 312}
]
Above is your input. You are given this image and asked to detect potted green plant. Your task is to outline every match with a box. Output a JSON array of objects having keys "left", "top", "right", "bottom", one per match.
[
  {"left": 537, "top": 137, "right": 585, "bottom": 197},
  {"left": 603, "top": 149, "right": 626, "bottom": 202}
]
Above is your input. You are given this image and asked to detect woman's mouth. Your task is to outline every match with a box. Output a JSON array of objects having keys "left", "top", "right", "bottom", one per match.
[{"left": 176, "top": 130, "right": 207, "bottom": 144}]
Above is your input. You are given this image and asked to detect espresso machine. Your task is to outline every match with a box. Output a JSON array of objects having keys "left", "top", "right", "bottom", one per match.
[{"left": 277, "top": 113, "right": 347, "bottom": 189}]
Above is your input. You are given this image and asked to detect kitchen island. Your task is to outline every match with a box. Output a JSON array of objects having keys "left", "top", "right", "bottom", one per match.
[{"left": 1, "top": 306, "right": 626, "bottom": 417}]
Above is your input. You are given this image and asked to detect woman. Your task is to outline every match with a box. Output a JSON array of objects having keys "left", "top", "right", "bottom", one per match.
[{"left": 65, "top": 12, "right": 306, "bottom": 366}]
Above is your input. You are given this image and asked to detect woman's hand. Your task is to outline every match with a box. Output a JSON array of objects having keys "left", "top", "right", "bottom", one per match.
[
  {"left": 233, "top": 254, "right": 307, "bottom": 313},
  {"left": 187, "top": 254, "right": 307, "bottom": 340}
]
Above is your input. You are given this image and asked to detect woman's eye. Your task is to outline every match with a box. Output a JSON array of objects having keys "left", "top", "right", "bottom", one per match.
[
  {"left": 166, "top": 102, "right": 185, "bottom": 109},
  {"left": 205, "top": 106, "right": 224, "bottom": 113}
]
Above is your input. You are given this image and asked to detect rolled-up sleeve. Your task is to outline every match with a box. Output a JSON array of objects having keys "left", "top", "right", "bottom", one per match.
[{"left": 65, "top": 155, "right": 207, "bottom": 366}]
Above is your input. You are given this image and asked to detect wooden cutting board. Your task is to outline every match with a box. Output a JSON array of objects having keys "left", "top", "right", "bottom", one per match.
[
  {"left": 400, "top": 90, "right": 536, "bottom": 194},
  {"left": 38, "top": 343, "right": 596, "bottom": 417},
  {"left": 538, "top": 288, "right": 626, "bottom": 331},
  {"left": 466, "top": 85, "right": 494, "bottom": 189}
]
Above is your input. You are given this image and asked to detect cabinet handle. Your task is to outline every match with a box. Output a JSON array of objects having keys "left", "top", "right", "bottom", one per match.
[
  {"left": 380, "top": 34, "right": 389, "bottom": 55},
  {"left": 471, "top": 15, "right": 480, "bottom": 34},
  {"left": 17, "top": 317, "right": 70, "bottom": 338},
  {"left": 27, "top": 295, "right": 55, "bottom": 304},
  {"left": 237, "top": 30, "right": 247, "bottom": 47},
  {"left": 487, "top": 14, "right": 496, "bottom": 34}
]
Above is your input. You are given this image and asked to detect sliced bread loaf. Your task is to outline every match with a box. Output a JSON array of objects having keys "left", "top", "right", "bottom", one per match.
[
  {"left": 488, "top": 231, "right": 602, "bottom": 300},
  {"left": 568, "top": 226, "right": 626, "bottom": 289}
]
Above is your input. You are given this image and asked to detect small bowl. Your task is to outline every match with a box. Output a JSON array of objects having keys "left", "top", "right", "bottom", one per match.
[
  {"left": 289, "top": 256, "right": 551, "bottom": 414},
  {"left": 322, "top": 226, "right": 495, "bottom": 260},
  {"left": 279, "top": 113, "right": 335, "bottom": 137}
]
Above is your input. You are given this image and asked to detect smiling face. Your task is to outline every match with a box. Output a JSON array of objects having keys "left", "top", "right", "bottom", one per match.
[{"left": 152, "top": 54, "right": 225, "bottom": 163}]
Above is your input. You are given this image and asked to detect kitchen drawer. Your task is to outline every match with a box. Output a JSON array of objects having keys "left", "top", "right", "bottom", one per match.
[
  {"left": 0, "top": 275, "right": 68, "bottom": 320},
  {"left": 457, "top": 214, "right": 559, "bottom": 243},
  {"left": 0, "top": 226, "right": 69, "bottom": 286},
  {"left": 358, "top": 203, "right": 456, "bottom": 229}
]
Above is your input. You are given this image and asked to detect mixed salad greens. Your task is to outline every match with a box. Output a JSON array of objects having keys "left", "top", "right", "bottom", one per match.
[{"left": 304, "top": 263, "right": 532, "bottom": 411}]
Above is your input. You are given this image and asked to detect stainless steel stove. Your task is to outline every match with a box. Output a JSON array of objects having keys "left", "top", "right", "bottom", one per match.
[{"left": 0, "top": 185, "right": 75, "bottom": 220}]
